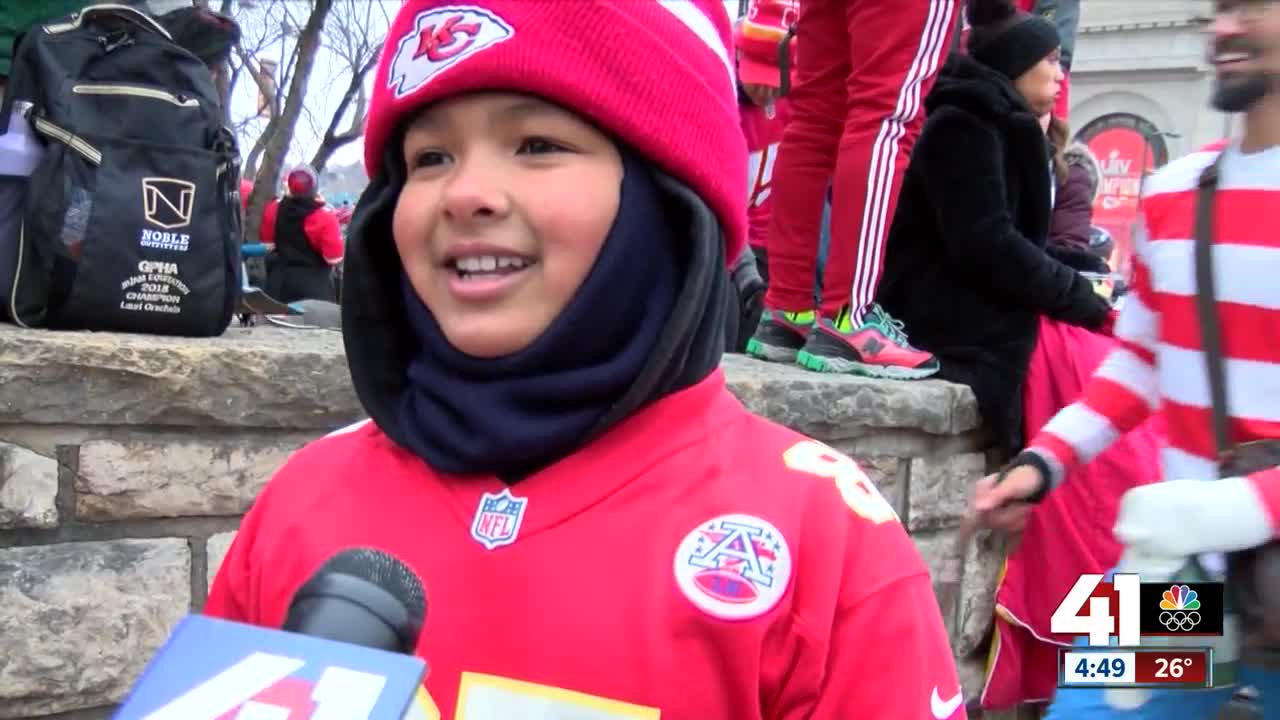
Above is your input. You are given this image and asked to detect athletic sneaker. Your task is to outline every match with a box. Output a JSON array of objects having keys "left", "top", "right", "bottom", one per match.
[
  {"left": 745, "top": 309, "right": 815, "bottom": 363},
  {"left": 795, "top": 304, "right": 940, "bottom": 379}
]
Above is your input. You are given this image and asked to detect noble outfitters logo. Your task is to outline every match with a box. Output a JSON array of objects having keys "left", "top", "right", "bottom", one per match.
[
  {"left": 140, "top": 177, "right": 195, "bottom": 252},
  {"left": 1051, "top": 573, "right": 1225, "bottom": 646}
]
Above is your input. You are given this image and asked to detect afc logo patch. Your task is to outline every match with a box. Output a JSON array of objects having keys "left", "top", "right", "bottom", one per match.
[
  {"left": 388, "top": 6, "right": 515, "bottom": 99},
  {"left": 673, "top": 513, "right": 792, "bottom": 620},
  {"left": 470, "top": 487, "right": 528, "bottom": 550}
]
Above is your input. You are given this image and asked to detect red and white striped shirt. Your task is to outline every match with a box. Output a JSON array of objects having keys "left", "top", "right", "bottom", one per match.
[{"left": 1028, "top": 142, "right": 1280, "bottom": 530}]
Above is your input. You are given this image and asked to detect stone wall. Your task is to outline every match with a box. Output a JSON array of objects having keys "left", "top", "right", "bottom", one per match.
[{"left": 0, "top": 325, "right": 1002, "bottom": 719}]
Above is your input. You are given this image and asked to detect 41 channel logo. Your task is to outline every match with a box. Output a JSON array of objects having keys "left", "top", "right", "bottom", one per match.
[
  {"left": 113, "top": 615, "right": 434, "bottom": 720},
  {"left": 1051, "top": 574, "right": 1225, "bottom": 646}
]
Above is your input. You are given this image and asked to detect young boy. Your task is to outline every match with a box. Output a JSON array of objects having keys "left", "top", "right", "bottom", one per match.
[{"left": 205, "top": 2, "right": 966, "bottom": 717}]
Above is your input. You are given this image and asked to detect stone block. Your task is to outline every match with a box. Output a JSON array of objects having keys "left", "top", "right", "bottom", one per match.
[
  {"left": 207, "top": 531, "right": 238, "bottom": 591},
  {"left": 849, "top": 455, "right": 904, "bottom": 517},
  {"left": 955, "top": 529, "right": 1008, "bottom": 658},
  {"left": 913, "top": 530, "right": 964, "bottom": 630},
  {"left": 907, "top": 453, "right": 985, "bottom": 531},
  {"left": 0, "top": 328, "right": 984, "bottom": 438},
  {"left": 0, "top": 441, "right": 58, "bottom": 529},
  {"left": 0, "top": 326, "right": 361, "bottom": 429},
  {"left": 956, "top": 655, "right": 988, "bottom": 704},
  {"left": 76, "top": 436, "right": 309, "bottom": 520},
  {"left": 722, "top": 354, "right": 980, "bottom": 438},
  {"left": 0, "top": 539, "right": 190, "bottom": 717}
]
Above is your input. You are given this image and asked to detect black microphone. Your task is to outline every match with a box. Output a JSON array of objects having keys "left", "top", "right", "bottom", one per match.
[{"left": 283, "top": 546, "right": 428, "bottom": 655}]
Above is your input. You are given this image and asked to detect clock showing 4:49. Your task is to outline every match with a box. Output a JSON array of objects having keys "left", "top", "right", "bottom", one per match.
[
  {"left": 1060, "top": 650, "right": 1137, "bottom": 686},
  {"left": 1076, "top": 656, "right": 1127, "bottom": 679}
]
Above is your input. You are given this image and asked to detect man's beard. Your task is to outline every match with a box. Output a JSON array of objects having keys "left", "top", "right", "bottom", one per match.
[{"left": 1211, "top": 72, "right": 1275, "bottom": 113}]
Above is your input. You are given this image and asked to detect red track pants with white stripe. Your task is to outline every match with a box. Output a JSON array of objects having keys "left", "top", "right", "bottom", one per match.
[{"left": 763, "top": 0, "right": 958, "bottom": 322}]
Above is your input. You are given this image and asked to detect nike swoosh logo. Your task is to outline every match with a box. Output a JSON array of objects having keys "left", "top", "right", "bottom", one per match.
[{"left": 931, "top": 687, "right": 963, "bottom": 718}]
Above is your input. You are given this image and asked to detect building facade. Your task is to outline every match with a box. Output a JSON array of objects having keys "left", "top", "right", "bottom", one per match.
[{"left": 1067, "top": 0, "right": 1224, "bottom": 264}]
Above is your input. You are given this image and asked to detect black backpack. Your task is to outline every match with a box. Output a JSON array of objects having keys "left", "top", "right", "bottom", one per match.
[{"left": 1, "top": 4, "right": 241, "bottom": 336}]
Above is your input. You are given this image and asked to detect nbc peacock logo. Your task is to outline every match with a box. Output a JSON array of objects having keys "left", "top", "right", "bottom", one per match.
[{"left": 1158, "top": 584, "right": 1202, "bottom": 632}]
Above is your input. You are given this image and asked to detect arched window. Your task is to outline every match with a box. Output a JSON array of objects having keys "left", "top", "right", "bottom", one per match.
[{"left": 1074, "top": 113, "right": 1172, "bottom": 282}]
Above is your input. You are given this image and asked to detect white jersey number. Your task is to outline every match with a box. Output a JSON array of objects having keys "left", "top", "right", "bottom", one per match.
[
  {"left": 782, "top": 440, "right": 899, "bottom": 525},
  {"left": 747, "top": 141, "right": 780, "bottom": 209}
]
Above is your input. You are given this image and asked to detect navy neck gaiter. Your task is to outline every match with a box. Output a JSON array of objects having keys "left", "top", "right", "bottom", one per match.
[{"left": 395, "top": 151, "right": 680, "bottom": 479}]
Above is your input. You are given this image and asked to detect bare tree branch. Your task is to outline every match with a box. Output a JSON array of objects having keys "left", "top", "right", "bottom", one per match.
[
  {"left": 227, "top": 0, "right": 286, "bottom": 125},
  {"left": 273, "top": 0, "right": 315, "bottom": 109},
  {"left": 243, "top": 0, "right": 335, "bottom": 242},
  {"left": 310, "top": 46, "right": 378, "bottom": 171},
  {"left": 229, "top": 0, "right": 387, "bottom": 207},
  {"left": 307, "top": 0, "right": 386, "bottom": 172},
  {"left": 225, "top": 0, "right": 290, "bottom": 182}
]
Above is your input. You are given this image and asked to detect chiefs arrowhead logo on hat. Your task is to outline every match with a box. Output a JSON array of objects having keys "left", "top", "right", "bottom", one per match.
[{"left": 388, "top": 6, "right": 515, "bottom": 99}]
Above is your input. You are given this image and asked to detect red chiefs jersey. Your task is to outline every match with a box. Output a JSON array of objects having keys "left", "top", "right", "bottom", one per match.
[
  {"left": 205, "top": 372, "right": 965, "bottom": 719},
  {"left": 741, "top": 99, "right": 790, "bottom": 251}
]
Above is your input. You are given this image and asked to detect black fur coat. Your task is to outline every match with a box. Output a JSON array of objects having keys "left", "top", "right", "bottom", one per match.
[{"left": 876, "top": 53, "right": 1110, "bottom": 453}]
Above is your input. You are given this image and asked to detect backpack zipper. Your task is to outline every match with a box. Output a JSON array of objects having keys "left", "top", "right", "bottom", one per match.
[
  {"left": 30, "top": 117, "right": 102, "bottom": 165},
  {"left": 9, "top": 220, "right": 30, "bottom": 328},
  {"left": 72, "top": 84, "right": 199, "bottom": 108},
  {"left": 42, "top": 4, "right": 173, "bottom": 41}
]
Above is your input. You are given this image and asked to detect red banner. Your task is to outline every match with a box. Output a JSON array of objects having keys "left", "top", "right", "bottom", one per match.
[{"left": 1077, "top": 114, "right": 1168, "bottom": 279}]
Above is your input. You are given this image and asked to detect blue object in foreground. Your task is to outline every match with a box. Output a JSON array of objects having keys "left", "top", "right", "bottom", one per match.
[
  {"left": 113, "top": 614, "right": 429, "bottom": 720},
  {"left": 241, "top": 243, "right": 269, "bottom": 258}
]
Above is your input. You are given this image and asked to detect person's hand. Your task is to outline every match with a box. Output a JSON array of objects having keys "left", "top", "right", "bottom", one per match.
[{"left": 971, "top": 465, "right": 1047, "bottom": 532}]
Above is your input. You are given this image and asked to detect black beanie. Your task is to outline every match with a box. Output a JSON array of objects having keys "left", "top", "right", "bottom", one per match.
[{"left": 967, "top": 0, "right": 1060, "bottom": 81}]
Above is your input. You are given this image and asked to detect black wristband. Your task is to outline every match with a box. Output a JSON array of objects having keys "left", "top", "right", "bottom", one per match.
[{"left": 997, "top": 451, "right": 1053, "bottom": 503}]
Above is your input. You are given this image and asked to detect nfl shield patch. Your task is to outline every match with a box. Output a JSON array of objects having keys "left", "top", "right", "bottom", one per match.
[{"left": 470, "top": 488, "right": 528, "bottom": 550}]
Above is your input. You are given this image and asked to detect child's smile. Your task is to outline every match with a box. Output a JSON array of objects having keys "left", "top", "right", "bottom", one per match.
[{"left": 442, "top": 242, "right": 538, "bottom": 303}]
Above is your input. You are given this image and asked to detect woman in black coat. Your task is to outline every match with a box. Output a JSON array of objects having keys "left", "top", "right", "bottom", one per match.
[{"left": 876, "top": 0, "right": 1111, "bottom": 453}]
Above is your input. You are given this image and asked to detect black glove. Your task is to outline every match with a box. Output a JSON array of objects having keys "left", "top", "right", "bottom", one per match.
[
  {"left": 1000, "top": 450, "right": 1054, "bottom": 504},
  {"left": 1055, "top": 272, "right": 1111, "bottom": 330},
  {"left": 726, "top": 247, "right": 766, "bottom": 353},
  {"left": 730, "top": 246, "right": 765, "bottom": 304},
  {"left": 1045, "top": 242, "right": 1110, "bottom": 274}
]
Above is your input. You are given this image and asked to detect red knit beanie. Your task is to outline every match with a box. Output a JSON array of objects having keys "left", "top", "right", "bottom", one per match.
[
  {"left": 363, "top": 0, "right": 749, "bottom": 261},
  {"left": 735, "top": 0, "right": 799, "bottom": 89},
  {"left": 286, "top": 165, "right": 318, "bottom": 197}
]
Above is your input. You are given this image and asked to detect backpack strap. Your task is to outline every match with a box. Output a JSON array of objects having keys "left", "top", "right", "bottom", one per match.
[{"left": 1193, "top": 152, "right": 1231, "bottom": 469}]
